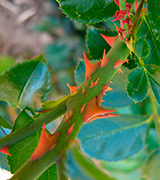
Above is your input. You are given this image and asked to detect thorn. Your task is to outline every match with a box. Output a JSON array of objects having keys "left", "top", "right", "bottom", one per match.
[
  {"left": 134, "top": 0, "right": 139, "bottom": 12},
  {"left": 90, "top": 78, "right": 100, "bottom": 88},
  {"left": 66, "top": 84, "right": 78, "bottom": 94},
  {"left": 30, "top": 124, "right": 59, "bottom": 161},
  {"left": 113, "top": 59, "right": 128, "bottom": 69},
  {"left": 81, "top": 87, "right": 86, "bottom": 94},
  {"left": 117, "top": 67, "right": 123, "bottom": 73},
  {"left": 67, "top": 123, "right": 75, "bottom": 135},
  {"left": 83, "top": 52, "right": 100, "bottom": 79},
  {"left": 65, "top": 109, "right": 74, "bottom": 123},
  {"left": 100, "top": 50, "right": 110, "bottom": 68},
  {"left": 97, "top": 84, "right": 113, "bottom": 106},
  {"left": 100, "top": 34, "right": 118, "bottom": 47},
  {"left": 83, "top": 97, "right": 117, "bottom": 124},
  {"left": 0, "top": 146, "right": 11, "bottom": 156},
  {"left": 80, "top": 103, "right": 87, "bottom": 114}
]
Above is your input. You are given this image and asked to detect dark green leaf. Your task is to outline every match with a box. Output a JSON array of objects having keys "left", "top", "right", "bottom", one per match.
[
  {"left": 134, "top": 37, "right": 150, "bottom": 59},
  {"left": 127, "top": 67, "right": 148, "bottom": 102},
  {"left": 37, "top": 164, "right": 57, "bottom": 180},
  {"left": 0, "top": 55, "right": 50, "bottom": 112},
  {"left": 86, "top": 27, "right": 117, "bottom": 59},
  {"left": 12, "top": 110, "right": 33, "bottom": 131},
  {"left": 145, "top": 65, "right": 160, "bottom": 105},
  {"left": 147, "top": 0, "right": 160, "bottom": 41},
  {"left": 142, "top": 149, "right": 160, "bottom": 180},
  {"left": 57, "top": 0, "right": 118, "bottom": 24},
  {"left": 147, "top": 74, "right": 160, "bottom": 105},
  {"left": 0, "top": 115, "right": 12, "bottom": 129},
  {"left": 135, "top": 17, "right": 160, "bottom": 65},
  {"left": 78, "top": 115, "right": 149, "bottom": 161}
]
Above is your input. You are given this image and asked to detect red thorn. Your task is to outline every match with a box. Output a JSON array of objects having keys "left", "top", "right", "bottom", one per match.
[
  {"left": 0, "top": 146, "right": 11, "bottom": 156},
  {"left": 100, "top": 34, "right": 118, "bottom": 47},
  {"left": 30, "top": 124, "right": 59, "bottom": 161},
  {"left": 134, "top": 0, "right": 139, "bottom": 12},
  {"left": 72, "top": 140, "right": 79, "bottom": 144},
  {"left": 67, "top": 123, "right": 75, "bottom": 135},
  {"left": 114, "top": 0, "right": 119, "bottom": 6},
  {"left": 66, "top": 84, "right": 78, "bottom": 94},
  {"left": 83, "top": 52, "right": 100, "bottom": 79},
  {"left": 97, "top": 84, "right": 113, "bottom": 106},
  {"left": 83, "top": 97, "right": 117, "bottom": 124},
  {"left": 117, "top": 67, "right": 123, "bottom": 73},
  {"left": 90, "top": 78, "right": 100, "bottom": 88},
  {"left": 65, "top": 109, "right": 74, "bottom": 123},
  {"left": 100, "top": 50, "right": 110, "bottom": 68},
  {"left": 114, "top": 58, "right": 128, "bottom": 69},
  {"left": 80, "top": 103, "right": 87, "bottom": 114},
  {"left": 81, "top": 87, "right": 86, "bottom": 94}
]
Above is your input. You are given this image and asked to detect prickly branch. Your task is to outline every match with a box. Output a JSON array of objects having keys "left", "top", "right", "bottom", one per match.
[{"left": 10, "top": 37, "right": 130, "bottom": 180}]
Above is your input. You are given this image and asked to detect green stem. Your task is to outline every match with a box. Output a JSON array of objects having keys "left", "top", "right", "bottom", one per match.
[
  {"left": 0, "top": 98, "right": 68, "bottom": 149},
  {"left": 10, "top": 38, "right": 130, "bottom": 180},
  {"left": 149, "top": 90, "right": 160, "bottom": 146}
]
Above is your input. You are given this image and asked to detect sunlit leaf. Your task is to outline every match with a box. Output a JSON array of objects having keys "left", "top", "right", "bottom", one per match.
[{"left": 0, "top": 55, "right": 50, "bottom": 112}]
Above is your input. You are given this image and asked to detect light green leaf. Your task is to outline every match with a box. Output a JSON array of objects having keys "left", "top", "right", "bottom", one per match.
[
  {"left": 78, "top": 115, "right": 150, "bottom": 161},
  {"left": 0, "top": 55, "right": 50, "bottom": 112}
]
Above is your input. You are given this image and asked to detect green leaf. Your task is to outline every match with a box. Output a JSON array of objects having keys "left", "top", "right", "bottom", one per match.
[
  {"left": 37, "top": 164, "right": 57, "bottom": 180},
  {"left": 74, "top": 60, "right": 85, "bottom": 86},
  {"left": 102, "top": 67, "right": 133, "bottom": 108},
  {"left": 0, "top": 115, "right": 12, "bottom": 129},
  {"left": 135, "top": 17, "right": 160, "bottom": 65},
  {"left": 0, "top": 55, "right": 50, "bottom": 112},
  {"left": 78, "top": 115, "right": 150, "bottom": 161},
  {"left": 86, "top": 27, "right": 117, "bottom": 59},
  {"left": 7, "top": 110, "right": 58, "bottom": 179},
  {"left": 142, "top": 149, "right": 160, "bottom": 180},
  {"left": 134, "top": 37, "right": 150, "bottom": 59},
  {"left": 42, "top": 95, "right": 68, "bottom": 110},
  {"left": 127, "top": 67, "right": 148, "bottom": 102},
  {"left": 145, "top": 65, "right": 160, "bottom": 105},
  {"left": 57, "top": 0, "right": 118, "bottom": 24},
  {"left": 147, "top": 0, "right": 160, "bottom": 41},
  {"left": 12, "top": 110, "right": 33, "bottom": 131}
]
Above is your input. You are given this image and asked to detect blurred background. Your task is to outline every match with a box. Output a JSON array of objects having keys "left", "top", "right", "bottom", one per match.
[
  {"left": 0, "top": 0, "right": 86, "bottom": 178},
  {"left": 0, "top": 0, "right": 87, "bottom": 125}
]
